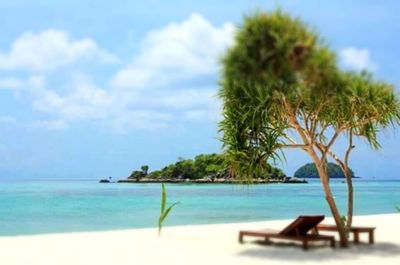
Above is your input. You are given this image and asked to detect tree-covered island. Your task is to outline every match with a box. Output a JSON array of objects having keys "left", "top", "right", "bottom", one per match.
[
  {"left": 100, "top": 153, "right": 307, "bottom": 184},
  {"left": 294, "top": 163, "right": 355, "bottom": 179}
]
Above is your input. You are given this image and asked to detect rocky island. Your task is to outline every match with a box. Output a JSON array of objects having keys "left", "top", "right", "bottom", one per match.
[{"left": 100, "top": 153, "right": 307, "bottom": 184}]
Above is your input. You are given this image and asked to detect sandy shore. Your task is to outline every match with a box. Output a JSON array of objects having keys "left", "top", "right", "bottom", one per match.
[{"left": 0, "top": 213, "right": 399, "bottom": 265}]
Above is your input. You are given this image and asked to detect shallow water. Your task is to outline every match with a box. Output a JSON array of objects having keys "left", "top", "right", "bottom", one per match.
[{"left": 0, "top": 179, "right": 399, "bottom": 236}]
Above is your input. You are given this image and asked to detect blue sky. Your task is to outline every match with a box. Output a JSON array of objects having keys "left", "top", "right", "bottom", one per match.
[{"left": 0, "top": 1, "right": 399, "bottom": 179}]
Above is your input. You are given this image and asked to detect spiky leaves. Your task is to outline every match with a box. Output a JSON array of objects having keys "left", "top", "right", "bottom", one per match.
[
  {"left": 220, "top": 11, "right": 338, "bottom": 181},
  {"left": 334, "top": 72, "right": 400, "bottom": 149}
]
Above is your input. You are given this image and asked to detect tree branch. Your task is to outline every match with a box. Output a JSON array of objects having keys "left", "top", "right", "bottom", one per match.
[
  {"left": 282, "top": 97, "right": 311, "bottom": 147},
  {"left": 280, "top": 144, "right": 309, "bottom": 149},
  {"left": 320, "top": 128, "right": 342, "bottom": 162},
  {"left": 314, "top": 142, "right": 326, "bottom": 157},
  {"left": 318, "top": 123, "right": 329, "bottom": 144}
]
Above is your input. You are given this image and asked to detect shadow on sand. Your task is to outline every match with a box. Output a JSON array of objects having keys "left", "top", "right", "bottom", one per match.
[{"left": 238, "top": 240, "right": 400, "bottom": 261}]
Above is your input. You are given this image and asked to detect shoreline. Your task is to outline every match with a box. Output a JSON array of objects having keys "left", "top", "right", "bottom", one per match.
[
  {"left": 1, "top": 211, "right": 398, "bottom": 238},
  {"left": 1, "top": 213, "right": 399, "bottom": 264},
  {"left": 101, "top": 178, "right": 308, "bottom": 184},
  {"left": 0, "top": 211, "right": 398, "bottom": 238}
]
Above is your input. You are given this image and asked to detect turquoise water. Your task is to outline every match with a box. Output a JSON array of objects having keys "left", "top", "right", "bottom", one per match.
[{"left": 0, "top": 179, "right": 399, "bottom": 236}]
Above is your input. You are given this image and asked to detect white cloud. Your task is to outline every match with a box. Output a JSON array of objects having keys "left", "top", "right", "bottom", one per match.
[
  {"left": 340, "top": 47, "right": 377, "bottom": 72},
  {"left": 30, "top": 119, "right": 69, "bottom": 130},
  {"left": 0, "top": 77, "right": 25, "bottom": 90},
  {"left": 28, "top": 75, "right": 220, "bottom": 130},
  {"left": 0, "top": 115, "right": 17, "bottom": 124},
  {"left": 0, "top": 76, "right": 44, "bottom": 91},
  {"left": 113, "top": 13, "right": 235, "bottom": 89},
  {"left": 2, "top": 14, "right": 234, "bottom": 131},
  {"left": 0, "top": 114, "right": 68, "bottom": 131},
  {"left": 31, "top": 74, "right": 113, "bottom": 121},
  {"left": 0, "top": 30, "right": 118, "bottom": 72}
]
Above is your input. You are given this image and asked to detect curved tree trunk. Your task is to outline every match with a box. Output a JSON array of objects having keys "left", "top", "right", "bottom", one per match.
[
  {"left": 309, "top": 152, "right": 349, "bottom": 247},
  {"left": 344, "top": 168, "right": 353, "bottom": 233},
  {"left": 330, "top": 160, "right": 353, "bottom": 239},
  {"left": 344, "top": 134, "right": 355, "bottom": 235},
  {"left": 331, "top": 132, "right": 355, "bottom": 238}
]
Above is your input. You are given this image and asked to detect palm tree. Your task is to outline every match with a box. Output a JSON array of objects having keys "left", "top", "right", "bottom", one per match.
[
  {"left": 141, "top": 165, "right": 149, "bottom": 175},
  {"left": 219, "top": 10, "right": 400, "bottom": 247}
]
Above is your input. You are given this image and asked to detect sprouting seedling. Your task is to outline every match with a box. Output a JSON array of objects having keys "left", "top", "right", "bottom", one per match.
[
  {"left": 396, "top": 205, "right": 400, "bottom": 213},
  {"left": 158, "top": 183, "right": 179, "bottom": 236}
]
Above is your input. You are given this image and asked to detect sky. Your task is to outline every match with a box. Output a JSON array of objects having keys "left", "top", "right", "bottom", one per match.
[{"left": 0, "top": 0, "right": 399, "bottom": 179}]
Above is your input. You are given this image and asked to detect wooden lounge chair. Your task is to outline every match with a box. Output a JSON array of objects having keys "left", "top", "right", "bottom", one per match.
[
  {"left": 239, "top": 215, "right": 335, "bottom": 250},
  {"left": 317, "top": 224, "right": 376, "bottom": 244}
]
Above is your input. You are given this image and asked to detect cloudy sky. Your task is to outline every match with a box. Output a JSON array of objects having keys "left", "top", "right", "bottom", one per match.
[{"left": 0, "top": 0, "right": 399, "bottom": 179}]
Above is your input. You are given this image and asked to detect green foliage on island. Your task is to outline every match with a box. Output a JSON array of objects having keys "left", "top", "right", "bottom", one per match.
[
  {"left": 128, "top": 164, "right": 149, "bottom": 181},
  {"left": 128, "top": 153, "right": 286, "bottom": 180},
  {"left": 294, "top": 162, "right": 354, "bottom": 179}
]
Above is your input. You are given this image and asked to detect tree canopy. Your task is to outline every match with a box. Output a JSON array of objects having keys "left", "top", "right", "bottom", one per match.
[
  {"left": 219, "top": 11, "right": 400, "bottom": 181},
  {"left": 294, "top": 162, "right": 354, "bottom": 179}
]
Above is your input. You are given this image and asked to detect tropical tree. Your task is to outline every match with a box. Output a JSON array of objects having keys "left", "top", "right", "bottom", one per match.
[
  {"left": 141, "top": 165, "right": 149, "bottom": 175},
  {"left": 219, "top": 10, "right": 400, "bottom": 247},
  {"left": 128, "top": 165, "right": 149, "bottom": 181}
]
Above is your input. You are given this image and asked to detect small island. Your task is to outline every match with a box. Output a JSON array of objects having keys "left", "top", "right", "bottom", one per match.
[
  {"left": 294, "top": 162, "right": 356, "bottom": 179},
  {"left": 100, "top": 153, "right": 307, "bottom": 184}
]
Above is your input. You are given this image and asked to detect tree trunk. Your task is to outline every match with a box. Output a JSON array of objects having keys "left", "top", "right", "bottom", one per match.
[
  {"left": 309, "top": 152, "right": 349, "bottom": 247},
  {"left": 326, "top": 150, "right": 354, "bottom": 239},
  {"left": 344, "top": 168, "right": 353, "bottom": 233},
  {"left": 343, "top": 132, "right": 354, "bottom": 236}
]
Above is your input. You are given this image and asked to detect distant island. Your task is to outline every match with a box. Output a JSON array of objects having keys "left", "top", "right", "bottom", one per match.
[
  {"left": 100, "top": 153, "right": 307, "bottom": 184},
  {"left": 294, "top": 162, "right": 355, "bottom": 179}
]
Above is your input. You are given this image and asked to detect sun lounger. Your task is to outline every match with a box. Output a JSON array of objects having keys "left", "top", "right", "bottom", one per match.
[
  {"left": 317, "top": 224, "right": 376, "bottom": 244},
  {"left": 239, "top": 215, "right": 335, "bottom": 250}
]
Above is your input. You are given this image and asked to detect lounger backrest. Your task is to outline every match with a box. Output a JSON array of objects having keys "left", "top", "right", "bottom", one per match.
[{"left": 279, "top": 215, "right": 324, "bottom": 236}]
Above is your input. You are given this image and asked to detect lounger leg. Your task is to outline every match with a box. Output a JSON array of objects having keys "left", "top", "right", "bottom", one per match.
[
  {"left": 302, "top": 240, "right": 309, "bottom": 250},
  {"left": 369, "top": 231, "right": 374, "bottom": 244},
  {"left": 239, "top": 232, "right": 244, "bottom": 243},
  {"left": 354, "top": 232, "right": 360, "bottom": 244},
  {"left": 331, "top": 238, "right": 336, "bottom": 248}
]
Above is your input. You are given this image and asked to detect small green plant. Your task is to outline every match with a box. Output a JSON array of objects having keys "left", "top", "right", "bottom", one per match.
[
  {"left": 396, "top": 205, "right": 400, "bottom": 212},
  {"left": 158, "top": 183, "right": 179, "bottom": 236},
  {"left": 340, "top": 215, "right": 347, "bottom": 226}
]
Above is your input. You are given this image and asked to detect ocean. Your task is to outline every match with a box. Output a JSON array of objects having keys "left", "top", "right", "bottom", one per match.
[{"left": 0, "top": 179, "right": 399, "bottom": 236}]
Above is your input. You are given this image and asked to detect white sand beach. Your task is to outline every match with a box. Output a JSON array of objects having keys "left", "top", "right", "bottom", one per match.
[{"left": 0, "top": 213, "right": 399, "bottom": 265}]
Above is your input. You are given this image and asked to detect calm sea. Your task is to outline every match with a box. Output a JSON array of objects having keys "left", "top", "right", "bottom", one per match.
[{"left": 0, "top": 179, "right": 399, "bottom": 236}]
